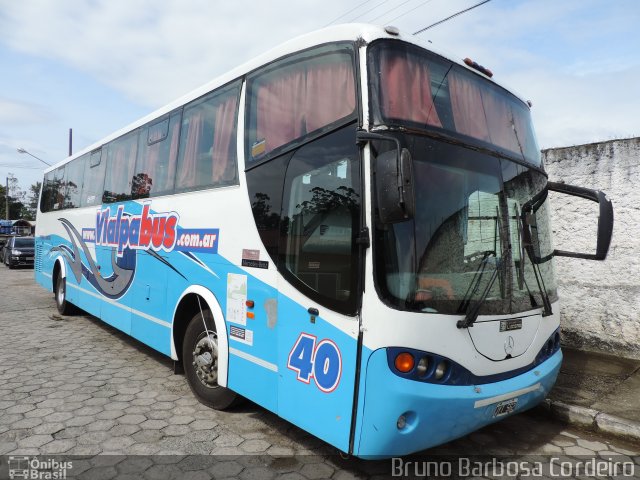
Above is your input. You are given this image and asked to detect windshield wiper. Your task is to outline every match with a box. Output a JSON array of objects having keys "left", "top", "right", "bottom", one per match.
[
  {"left": 520, "top": 191, "right": 554, "bottom": 317},
  {"left": 456, "top": 251, "right": 501, "bottom": 329}
]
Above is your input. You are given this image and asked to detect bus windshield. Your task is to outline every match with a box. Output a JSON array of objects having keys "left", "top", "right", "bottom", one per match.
[
  {"left": 373, "top": 134, "right": 558, "bottom": 316},
  {"left": 368, "top": 41, "right": 557, "bottom": 316}
]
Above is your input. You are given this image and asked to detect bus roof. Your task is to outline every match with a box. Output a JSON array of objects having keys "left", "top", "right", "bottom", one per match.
[{"left": 46, "top": 23, "right": 528, "bottom": 172}]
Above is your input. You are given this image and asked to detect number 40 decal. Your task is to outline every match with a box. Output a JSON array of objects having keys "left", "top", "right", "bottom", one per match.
[{"left": 287, "top": 333, "right": 342, "bottom": 393}]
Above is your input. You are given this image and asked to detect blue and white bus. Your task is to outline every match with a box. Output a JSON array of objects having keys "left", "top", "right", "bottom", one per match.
[{"left": 35, "top": 24, "right": 613, "bottom": 458}]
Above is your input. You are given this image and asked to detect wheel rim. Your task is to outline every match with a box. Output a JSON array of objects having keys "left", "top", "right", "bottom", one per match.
[
  {"left": 192, "top": 331, "right": 219, "bottom": 388},
  {"left": 56, "top": 278, "right": 64, "bottom": 306}
]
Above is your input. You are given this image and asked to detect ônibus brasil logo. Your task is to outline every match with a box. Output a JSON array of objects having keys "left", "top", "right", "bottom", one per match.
[{"left": 95, "top": 204, "right": 178, "bottom": 256}]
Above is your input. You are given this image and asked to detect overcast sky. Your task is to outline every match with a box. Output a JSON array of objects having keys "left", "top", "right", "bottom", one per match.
[{"left": 0, "top": 0, "right": 638, "bottom": 193}]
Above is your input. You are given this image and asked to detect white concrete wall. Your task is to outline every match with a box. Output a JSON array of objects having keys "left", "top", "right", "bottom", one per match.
[{"left": 543, "top": 137, "right": 640, "bottom": 359}]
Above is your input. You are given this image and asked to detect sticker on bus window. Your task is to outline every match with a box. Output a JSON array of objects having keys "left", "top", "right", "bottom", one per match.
[{"left": 251, "top": 139, "right": 266, "bottom": 159}]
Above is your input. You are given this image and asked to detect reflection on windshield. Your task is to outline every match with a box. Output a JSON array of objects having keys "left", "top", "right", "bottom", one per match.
[{"left": 374, "top": 135, "right": 557, "bottom": 316}]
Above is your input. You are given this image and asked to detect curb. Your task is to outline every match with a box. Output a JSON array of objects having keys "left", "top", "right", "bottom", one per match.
[{"left": 536, "top": 399, "right": 640, "bottom": 442}]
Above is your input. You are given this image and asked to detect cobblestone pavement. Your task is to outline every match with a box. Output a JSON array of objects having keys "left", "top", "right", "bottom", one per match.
[{"left": 0, "top": 268, "right": 638, "bottom": 479}]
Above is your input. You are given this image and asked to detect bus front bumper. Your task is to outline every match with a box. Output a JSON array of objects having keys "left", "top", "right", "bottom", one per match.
[{"left": 354, "top": 348, "right": 562, "bottom": 458}]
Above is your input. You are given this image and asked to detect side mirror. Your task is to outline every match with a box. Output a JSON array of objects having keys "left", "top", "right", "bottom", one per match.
[
  {"left": 355, "top": 130, "right": 415, "bottom": 224},
  {"left": 375, "top": 147, "right": 415, "bottom": 224},
  {"left": 521, "top": 181, "right": 614, "bottom": 263}
]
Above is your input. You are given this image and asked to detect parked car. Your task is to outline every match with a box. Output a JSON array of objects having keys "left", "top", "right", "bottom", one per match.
[{"left": 3, "top": 236, "right": 35, "bottom": 269}]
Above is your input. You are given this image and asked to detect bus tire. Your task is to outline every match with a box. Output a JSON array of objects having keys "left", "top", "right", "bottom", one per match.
[
  {"left": 55, "top": 275, "right": 76, "bottom": 315},
  {"left": 182, "top": 309, "right": 238, "bottom": 410}
]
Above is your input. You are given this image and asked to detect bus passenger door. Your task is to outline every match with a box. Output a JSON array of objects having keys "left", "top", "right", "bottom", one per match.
[{"left": 276, "top": 126, "right": 362, "bottom": 453}]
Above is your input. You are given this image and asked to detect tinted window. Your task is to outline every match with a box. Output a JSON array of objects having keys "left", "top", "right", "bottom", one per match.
[
  {"left": 134, "top": 110, "right": 182, "bottom": 198},
  {"left": 246, "top": 43, "right": 357, "bottom": 163},
  {"left": 103, "top": 131, "right": 138, "bottom": 203},
  {"left": 175, "top": 82, "right": 240, "bottom": 192},
  {"left": 14, "top": 237, "right": 34, "bottom": 248},
  {"left": 81, "top": 149, "right": 106, "bottom": 207},
  {"left": 64, "top": 155, "right": 87, "bottom": 209},
  {"left": 369, "top": 41, "right": 541, "bottom": 166},
  {"left": 51, "top": 167, "right": 65, "bottom": 211},
  {"left": 280, "top": 125, "right": 361, "bottom": 314},
  {"left": 40, "top": 171, "right": 56, "bottom": 213}
]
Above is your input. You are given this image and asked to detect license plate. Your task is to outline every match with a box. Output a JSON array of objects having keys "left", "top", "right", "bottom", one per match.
[
  {"left": 493, "top": 398, "right": 518, "bottom": 417},
  {"left": 500, "top": 318, "right": 522, "bottom": 331},
  {"left": 27, "top": 257, "right": 34, "bottom": 261}
]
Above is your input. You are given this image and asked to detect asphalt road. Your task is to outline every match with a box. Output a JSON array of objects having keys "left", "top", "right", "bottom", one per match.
[{"left": 0, "top": 267, "right": 638, "bottom": 479}]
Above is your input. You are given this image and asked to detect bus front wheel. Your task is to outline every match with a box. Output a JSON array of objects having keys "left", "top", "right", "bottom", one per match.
[{"left": 183, "top": 309, "right": 238, "bottom": 410}]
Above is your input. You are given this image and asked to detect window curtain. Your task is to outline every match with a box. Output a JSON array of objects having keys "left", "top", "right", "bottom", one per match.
[
  {"left": 211, "top": 95, "right": 238, "bottom": 183},
  {"left": 256, "top": 68, "right": 306, "bottom": 155},
  {"left": 305, "top": 60, "right": 355, "bottom": 132},
  {"left": 165, "top": 120, "right": 181, "bottom": 191},
  {"left": 147, "top": 119, "right": 180, "bottom": 193},
  {"left": 481, "top": 89, "right": 521, "bottom": 154},
  {"left": 450, "top": 70, "right": 538, "bottom": 158},
  {"left": 448, "top": 70, "right": 490, "bottom": 142},
  {"left": 106, "top": 138, "right": 136, "bottom": 196},
  {"left": 379, "top": 51, "right": 442, "bottom": 128},
  {"left": 177, "top": 113, "right": 205, "bottom": 188},
  {"left": 254, "top": 55, "right": 357, "bottom": 157}
]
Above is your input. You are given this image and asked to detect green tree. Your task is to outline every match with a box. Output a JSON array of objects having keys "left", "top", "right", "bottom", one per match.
[
  {"left": 0, "top": 173, "right": 27, "bottom": 220},
  {"left": 23, "top": 181, "right": 41, "bottom": 221}
]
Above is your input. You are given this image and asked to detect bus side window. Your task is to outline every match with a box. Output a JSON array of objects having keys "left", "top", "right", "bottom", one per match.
[
  {"left": 175, "top": 81, "right": 240, "bottom": 193},
  {"left": 52, "top": 166, "right": 65, "bottom": 211},
  {"left": 81, "top": 148, "right": 106, "bottom": 208},
  {"left": 64, "top": 154, "right": 87, "bottom": 209},
  {"left": 103, "top": 131, "right": 138, "bottom": 203},
  {"left": 133, "top": 110, "right": 182, "bottom": 198},
  {"left": 40, "top": 171, "right": 55, "bottom": 213},
  {"left": 246, "top": 44, "right": 357, "bottom": 164}
]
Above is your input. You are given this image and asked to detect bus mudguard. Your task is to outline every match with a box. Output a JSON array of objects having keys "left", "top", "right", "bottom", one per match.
[{"left": 172, "top": 285, "right": 229, "bottom": 388}]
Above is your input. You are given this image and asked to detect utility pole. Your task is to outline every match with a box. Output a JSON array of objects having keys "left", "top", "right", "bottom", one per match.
[
  {"left": 69, "top": 128, "right": 73, "bottom": 156},
  {"left": 5, "top": 177, "right": 8, "bottom": 221}
]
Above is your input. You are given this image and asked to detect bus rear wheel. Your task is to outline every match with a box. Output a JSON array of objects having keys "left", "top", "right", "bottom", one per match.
[
  {"left": 55, "top": 275, "right": 76, "bottom": 315},
  {"left": 183, "top": 309, "right": 238, "bottom": 410}
]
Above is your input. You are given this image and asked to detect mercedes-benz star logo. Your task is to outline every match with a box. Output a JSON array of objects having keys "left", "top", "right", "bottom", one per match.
[{"left": 504, "top": 335, "right": 515, "bottom": 355}]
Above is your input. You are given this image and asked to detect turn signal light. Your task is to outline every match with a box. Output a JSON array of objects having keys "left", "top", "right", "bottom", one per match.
[{"left": 394, "top": 352, "right": 415, "bottom": 373}]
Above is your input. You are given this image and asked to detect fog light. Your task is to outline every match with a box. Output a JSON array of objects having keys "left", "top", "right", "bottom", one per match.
[
  {"left": 416, "top": 357, "right": 429, "bottom": 377},
  {"left": 397, "top": 415, "right": 407, "bottom": 430},
  {"left": 434, "top": 360, "right": 447, "bottom": 380},
  {"left": 394, "top": 352, "right": 414, "bottom": 373}
]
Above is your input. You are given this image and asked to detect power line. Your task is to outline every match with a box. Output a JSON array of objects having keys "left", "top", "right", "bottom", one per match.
[
  {"left": 347, "top": 0, "right": 391, "bottom": 23},
  {"left": 0, "top": 164, "right": 44, "bottom": 170},
  {"left": 325, "top": 0, "right": 372, "bottom": 27},
  {"left": 413, "top": 0, "right": 491, "bottom": 35},
  {"left": 369, "top": 0, "right": 413, "bottom": 23},
  {"left": 385, "top": 0, "right": 437, "bottom": 24}
]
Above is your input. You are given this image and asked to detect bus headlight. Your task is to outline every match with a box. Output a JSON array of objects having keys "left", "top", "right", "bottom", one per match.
[
  {"left": 387, "top": 347, "right": 468, "bottom": 385},
  {"left": 416, "top": 357, "right": 429, "bottom": 377},
  {"left": 434, "top": 360, "right": 448, "bottom": 380}
]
